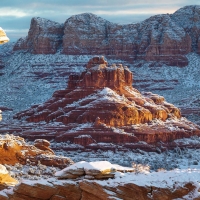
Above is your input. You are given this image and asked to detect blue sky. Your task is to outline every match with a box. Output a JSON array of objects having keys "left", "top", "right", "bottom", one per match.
[{"left": 1, "top": 0, "right": 200, "bottom": 42}]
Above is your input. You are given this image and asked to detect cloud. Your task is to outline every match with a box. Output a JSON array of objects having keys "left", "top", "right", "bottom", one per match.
[{"left": 0, "top": 8, "right": 27, "bottom": 17}]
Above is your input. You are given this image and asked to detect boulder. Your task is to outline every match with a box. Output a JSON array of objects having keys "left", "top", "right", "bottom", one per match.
[
  {"left": 34, "top": 139, "right": 54, "bottom": 154},
  {"left": 2, "top": 166, "right": 200, "bottom": 200}
]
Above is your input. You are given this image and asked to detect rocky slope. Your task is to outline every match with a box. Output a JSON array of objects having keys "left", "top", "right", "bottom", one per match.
[
  {"left": 1, "top": 178, "right": 199, "bottom": 200},
  {"left": 172, "top": 5, "right": 200, "bottom": 53},
  {"left": 13, "top": 57, "right": 200, "bottom": 148},
  {"left": 13, "top": 17, "right": 64, "bottom": 54},
  {"left": 13, "top": 5, "right": 200, "bottom": 67},
  {"left": 1, "top": 161, "right": 200, "bottom": 200},
  {"left": 1, "top": 6, "right": 200, "bottom": 125},
  {"left": 0, "top": 134, "right": 73, "bottom": 168}
]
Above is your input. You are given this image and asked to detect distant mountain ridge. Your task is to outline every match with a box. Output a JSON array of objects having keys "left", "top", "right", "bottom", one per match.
[{"left": 13, "top": 5, "right": 200, "bottom": 66}]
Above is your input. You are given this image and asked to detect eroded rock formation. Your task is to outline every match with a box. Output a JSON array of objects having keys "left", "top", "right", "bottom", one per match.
[
  {"left": 0, "top": 164, "right": 18, "bottom": 187},
  {"left": 172, "top": 5, "right": 200, "bottom": 53},
  {"left": 14, "top": 57, "right": 200, "bottom": 146},
  {"left": 13, "top": 6, "right": 200, "bottom": 66},
  {"left": 0, "top": 134, "right": 73, "bottom": 168},
  {"left": 13, "top": 17, "right": 64, "bottom": 53},
  {"left": 0, "top": 173, "right": 199, "bottom": 200}
]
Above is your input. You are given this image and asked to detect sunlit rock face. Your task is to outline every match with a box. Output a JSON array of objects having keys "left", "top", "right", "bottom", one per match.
[
  {"left": 63, "top": 13, "right": 190, "bottom": 66},
  {"left": 15, "top": 56, "right": 180, "bottom": 126},
  {"left": 14, "top": 57, "right": 200, "bottom": 145},
  {"left": 0, "top": 134, "right": 73, "bottom": 168},
  {"left": 0, "top": 27, "right": 9, "bottom": 44}
]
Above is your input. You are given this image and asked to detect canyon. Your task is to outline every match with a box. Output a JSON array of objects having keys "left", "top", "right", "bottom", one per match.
[
  {"left": 1, "top": 5, "right": 200, "bottom": 200},
  {"left": 13, "top": 56, "right": 200, "bottom": 149}
]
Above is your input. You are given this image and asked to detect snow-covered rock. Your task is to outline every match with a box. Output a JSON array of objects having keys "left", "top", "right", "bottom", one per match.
[
  {"left": 0, "top": 164, "right": 18, "bottom": 187},
  {"left": 13, "top": 6, "right": 200, "bottom": 66},
  {"left": 0, "top": 134, "right": 73, "bottom": 168},
  {"left": 2, "top": 166, "right": 200, "bottom": 199},
  {"left": 13, "top": 57, "right": 200, "bottom": 147},
  {"left": 55, "top": 161, "right": 134, "bottom": 180},
  {"left": 0, "top": 27, "right": 9, "bottom": 45}
]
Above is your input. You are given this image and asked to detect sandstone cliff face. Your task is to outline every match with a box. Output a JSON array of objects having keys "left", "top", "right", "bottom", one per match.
[
  {"left": 13, "top": 17, "right": 64, "bottom": 54},
  {"left": 0, "top": 135, "right": 73, "bottom": 168},
  {"left": 63, "top": 13, "right": 112, "bottom": 55},
  {"left": 1, "top": 176, "right": 199, "bottom": 200},
  {"left": 63, "top": 13, "right": 191, "bottom": 66},
  {"left": 14, "top": 57, "right": 200, "bottom": 145},
  {"left": 13, "top": 6, "right": 200, "bottom": 66},
  {"left": 171, "top": 5, "right": 200, "bottom": 53}
]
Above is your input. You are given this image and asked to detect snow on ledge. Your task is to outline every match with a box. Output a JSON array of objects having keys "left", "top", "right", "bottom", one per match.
[
  {"left": 55, "top": 161, "right": 134, "bottom": 177},
  {"left": 0, "top": 164, "right": 8, "bottom": 174}
]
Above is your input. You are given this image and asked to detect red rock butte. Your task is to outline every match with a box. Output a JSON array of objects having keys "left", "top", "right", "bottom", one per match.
[
  {"left": 15, "top": 57, "right": 200, "bottom": 148},
  {"left": 13, "top": 6, "right": 200, "bottom": 67}
]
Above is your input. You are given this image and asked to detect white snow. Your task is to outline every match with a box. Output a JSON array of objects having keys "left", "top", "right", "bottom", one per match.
[
  {"left": 106, "top": 168, "right": 200, "bottom": 189},
  {"left": 55, "top": 161, "right": 134, "bottom": 177},
  {"left": 0, "top": 164, "right": 8, "bottom": 174}
]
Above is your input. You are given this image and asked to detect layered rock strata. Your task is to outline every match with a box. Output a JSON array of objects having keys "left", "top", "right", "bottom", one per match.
[
  {"left": 1, "top": 172, "right": 200, "bottom": 200},
  {"left": 13, "top": 17, "right": 64, "bottom": 53},
  {"left": 13, "top": 6, "right": 200, "bottom": 66},
  {"left": 1, "top": 161, "right": 200, "bottom": 199},
  {"left": 172, "top": 5, "right": 200, "bottom": 53},
  {"left": 14, "top": 57, "right": 200, "bottom": 146}
]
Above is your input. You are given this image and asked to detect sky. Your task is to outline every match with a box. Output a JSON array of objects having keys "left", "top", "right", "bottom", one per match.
[{"left": 0, "top": 0, "right": 200, "bottom": 42}]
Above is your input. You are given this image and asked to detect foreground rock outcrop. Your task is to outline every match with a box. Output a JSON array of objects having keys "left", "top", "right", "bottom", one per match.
[
  {"left": 14, "top": 57, "right": 200, "bottom": 147},
  {"left": 13, "top": 5, "right": 200, "bottom": 66},
  {"left": 1, "top": 180, "right": 198, "bottom": 200},
  {"left": 0, "top": 134, "right": 73, "bottom": 168},
  {"left": 0, "top": 164, "right": 18, "bottom": 187},
  {"left": 1, "top": 161, "right": 200, "bottom": 200}
]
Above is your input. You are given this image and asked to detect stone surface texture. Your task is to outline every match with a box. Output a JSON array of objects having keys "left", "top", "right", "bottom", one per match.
[
  {"left": 0, "top": 134, "right": 73, "bottom": 168},
  {"left": 0, "top": 178, "right": 199, "bottom": 200},
  {"left": 13, "top": 17, "right": 64, "bottom": 54},
  {"left": 13, "top": 6, "right": 200, "bottom": 66},
  {"left": 14, "top": 57, "right": 200, "bottom": 146}
]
